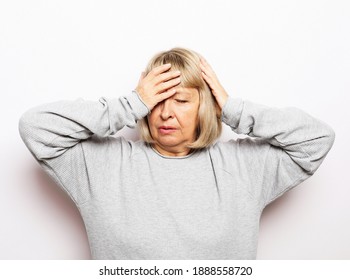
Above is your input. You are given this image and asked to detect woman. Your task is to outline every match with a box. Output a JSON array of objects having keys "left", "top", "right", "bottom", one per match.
[{"left": 19, "top": 47, "right": 335, "bottom": 259}]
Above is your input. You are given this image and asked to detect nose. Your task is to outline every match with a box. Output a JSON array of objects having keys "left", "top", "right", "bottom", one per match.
[{"left": 160, "top": 99, "right": 174, "bottom": 120}]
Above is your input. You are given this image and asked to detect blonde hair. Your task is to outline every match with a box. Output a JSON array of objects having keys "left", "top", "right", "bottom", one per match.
[{"left": 138, "top": 47, "right": 222, "bottom": 149}]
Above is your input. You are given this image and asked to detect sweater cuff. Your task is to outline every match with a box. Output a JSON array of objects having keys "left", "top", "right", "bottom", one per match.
[
  {"left": 127, "top": 90, "right": 150, "bottom": 119},
  {"left": 221, "top": 97, "right": 244, "bottom": 130}
]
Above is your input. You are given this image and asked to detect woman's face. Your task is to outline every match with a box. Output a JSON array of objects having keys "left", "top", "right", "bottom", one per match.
[{"left": 148, "top": 87, "right": 200, "bottom": 157}]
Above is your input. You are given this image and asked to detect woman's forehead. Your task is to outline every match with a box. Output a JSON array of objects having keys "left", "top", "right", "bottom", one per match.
[{"left": 175, "top": 87, "right": 198, "bottom": 97}]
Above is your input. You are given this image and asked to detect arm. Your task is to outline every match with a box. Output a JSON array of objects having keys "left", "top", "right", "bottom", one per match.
[
  {"left": 19, "top": 92, "right": 149, "bottom": 161},
  {"left": 18, "top": 92, "right": 150, "bottom": 204},
  {"left": 19, "top": 64, "right": 181, "bottom": 204},
  {"left": 19, "top": 64, "right": 181, "bottom": 161},
  {"left": 201, "top": 58, "right": 335, "bottom": 207},
  {"left": 221, "top": 97, "right": 335, "bottom": 175}
]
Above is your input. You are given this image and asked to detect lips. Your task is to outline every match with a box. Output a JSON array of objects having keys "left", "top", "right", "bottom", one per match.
[{"left": 158, "top": 126, "right": 177, "bottom": 134}]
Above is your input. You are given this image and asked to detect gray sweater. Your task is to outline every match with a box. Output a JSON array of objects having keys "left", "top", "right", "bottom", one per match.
[{"left": 19, "top": 91, "right": 335, "bottom": 259}]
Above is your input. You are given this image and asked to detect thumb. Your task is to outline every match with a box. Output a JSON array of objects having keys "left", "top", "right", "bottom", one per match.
[{"left": 139, "top": 71, "right": 146, "bottom": 83}]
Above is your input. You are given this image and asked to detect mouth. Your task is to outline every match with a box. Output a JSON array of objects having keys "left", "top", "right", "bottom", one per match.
[{"left": 158, "top": 126, "right": 177, "bottom": 134}]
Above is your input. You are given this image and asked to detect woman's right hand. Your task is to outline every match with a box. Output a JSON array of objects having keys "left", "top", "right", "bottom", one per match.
[{"left": 135, "top": 64, "right": 181, "bottom": 111}]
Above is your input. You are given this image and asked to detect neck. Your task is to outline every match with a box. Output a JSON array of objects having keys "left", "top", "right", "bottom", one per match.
[{"left": 152, "top": 144, "right": 191, "bottom": 157}]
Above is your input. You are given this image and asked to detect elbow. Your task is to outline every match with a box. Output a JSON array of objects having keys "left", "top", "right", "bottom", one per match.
[
  {"left": 328, "top": 127, "right": 336, "bottom": 148},
  {"left": 18, "top": 111, "right": 48, "bottom": 161},
  {"left": 18, "top": 110, "right": 42, "bottom": 156},
  {"left": 323, "top": 125, "right": 336, "bottom": 153},
  {"left": 307, "top": 126, "right": 335, "bottom": 175},
  {"left": 18, "top": 110, "right": 37, "bottom": 142},
  {"left": 18, "top": 111, "right": 32, "bottom": 141}
]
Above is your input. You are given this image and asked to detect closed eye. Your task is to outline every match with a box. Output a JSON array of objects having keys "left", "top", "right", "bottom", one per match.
[{"left": 175, "top": 99, "right": 188, "bottom": 103}]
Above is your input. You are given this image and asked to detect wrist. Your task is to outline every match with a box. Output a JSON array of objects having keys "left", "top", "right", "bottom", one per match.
[
  {"left": 131, "top": 90, "right": 150, "bottom": 117},
  {"left": 218, "top": 93, "right": 229, "bottom": 109},
  {"left": 134, "top": 89, "right": 153, "bottom": 111}
]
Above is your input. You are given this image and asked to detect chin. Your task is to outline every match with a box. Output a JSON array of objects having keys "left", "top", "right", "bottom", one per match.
[{"left": 157, "top": 140, "right": 181, "bottom": 148}]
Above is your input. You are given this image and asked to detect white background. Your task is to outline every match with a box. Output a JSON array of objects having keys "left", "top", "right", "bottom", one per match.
[{"left": 0, "top": 0, "right": 349, "bottom": 259}]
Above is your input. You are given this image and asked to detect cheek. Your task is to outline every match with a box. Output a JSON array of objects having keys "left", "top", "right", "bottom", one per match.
[{"left": 179, "top": 108, "right": 199, "bottom": 130}]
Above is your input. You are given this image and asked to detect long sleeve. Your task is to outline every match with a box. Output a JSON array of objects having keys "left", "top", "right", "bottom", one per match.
[
  {"left": 18, "top": 91, "right": 149, "bottom": 204},
  {"left": 19, "top": 91, "right": 149, "bottom": 161},
  {"left": 221, "top": 97, "right": 335, "bottom": 207}
]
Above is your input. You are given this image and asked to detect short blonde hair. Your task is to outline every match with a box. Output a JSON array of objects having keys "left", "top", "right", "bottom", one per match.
[{"left": 138, "top": 47, "right": 222, "bottom": 149}]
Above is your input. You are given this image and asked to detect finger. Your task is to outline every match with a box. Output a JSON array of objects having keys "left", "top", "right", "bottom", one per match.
[
  {"left": 201, "top": 71, "right": 214, "bottom": 86},
  {"left": 138, "top": 71, "right": 146, "bottom": 83},
  {"left": 155, "top": 76, "right": 181, "bottom": 93},
  {"left": 156, "top": 87, "right": 177, "bottom": 103},
  {"left": 154, "top": 70, "right": 181, "bottom": 85},
  {"left": 202, "top": 71, "right": 221, "bottom": 93},
  {"left": 149, "top": 63, "right": 172, "bottom": 77},
  {"left": 200, "top": 63, "right": 212, "bottom": 80},
  {"left": 200, "top": 57, "right": 211, "bottom": 69},
  {"left": 200, "top": 59, "right": 216, "bottom": 78},
  {"left": 200, "top": 57, "right": 208, "bottom": 65},
  {"left": 200, "top": 57, "right": 214, "bottom": 70}
]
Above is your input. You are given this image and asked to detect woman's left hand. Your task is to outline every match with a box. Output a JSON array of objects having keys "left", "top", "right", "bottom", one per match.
[{"left": 200, "top": 57, "right": 229, "bottom": 109}]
